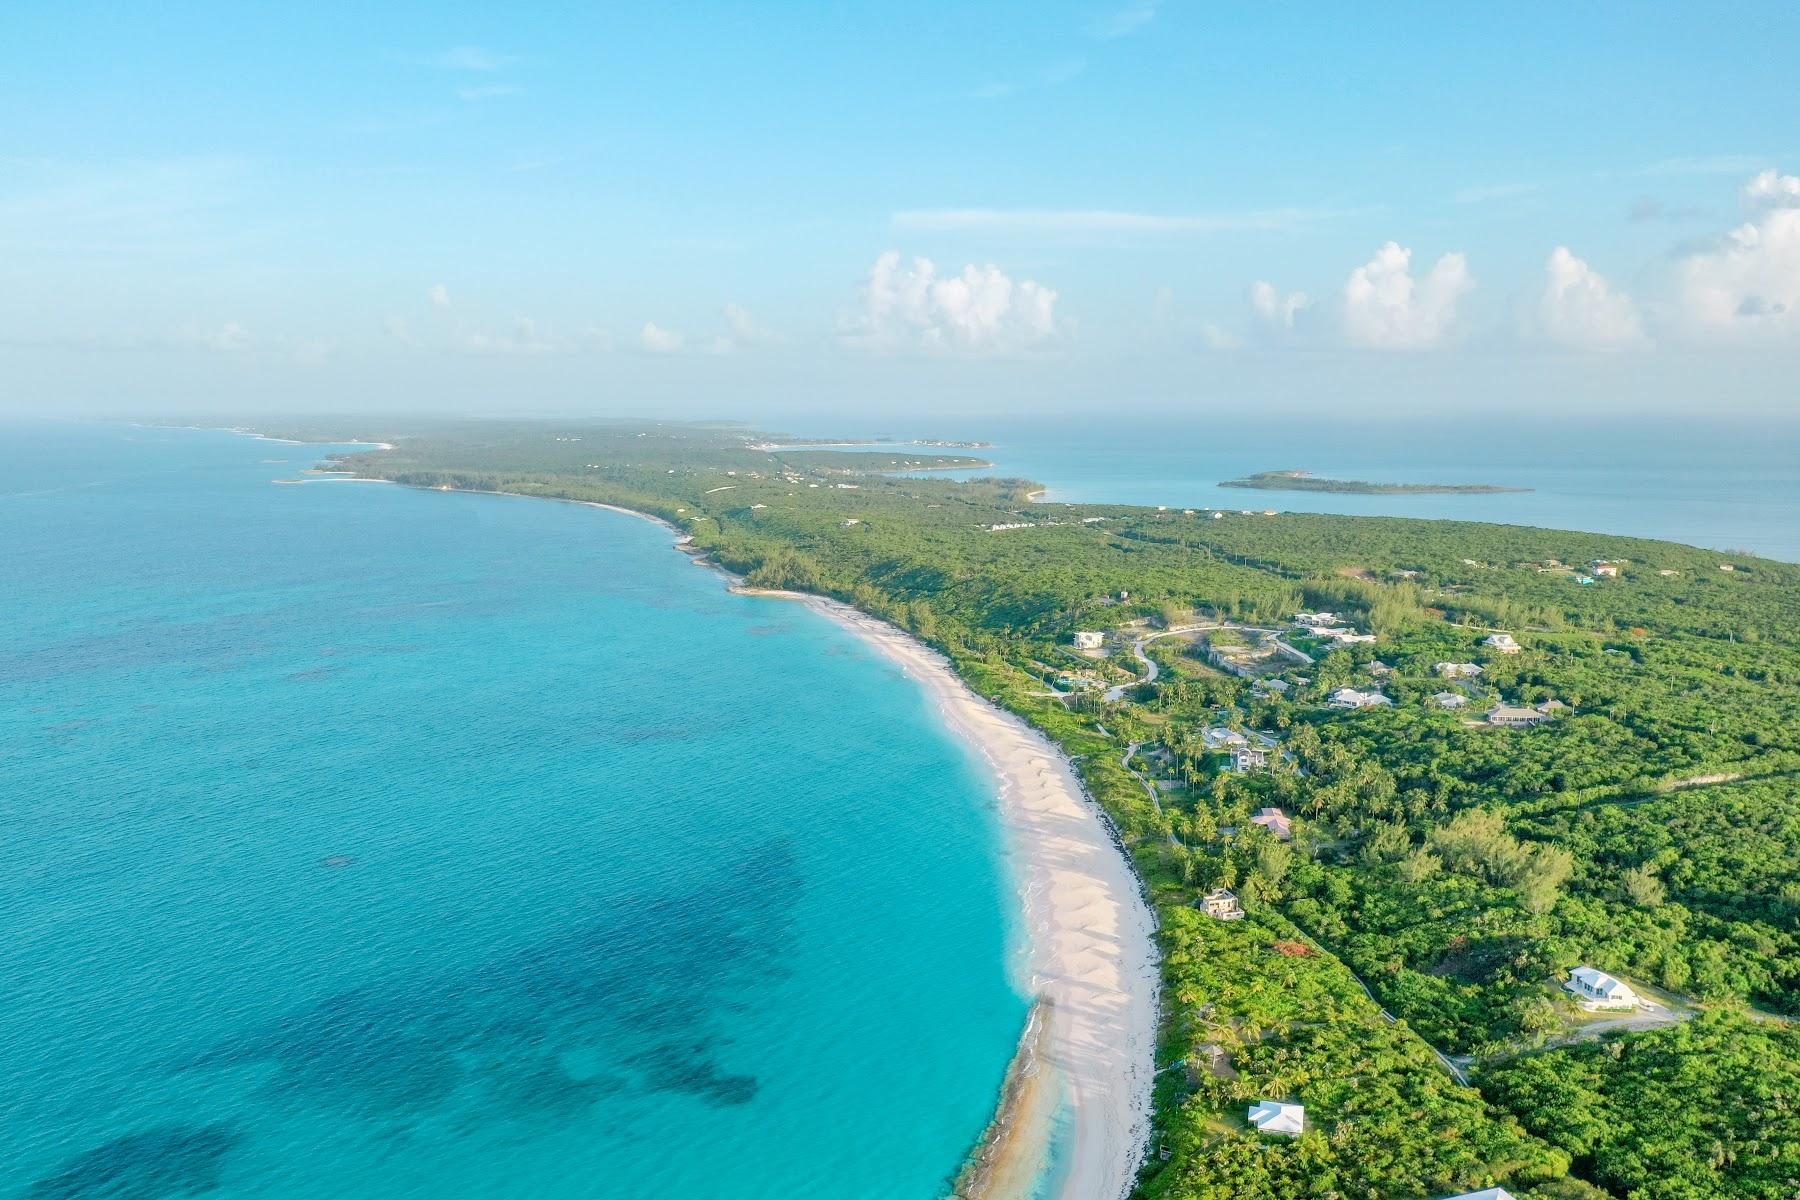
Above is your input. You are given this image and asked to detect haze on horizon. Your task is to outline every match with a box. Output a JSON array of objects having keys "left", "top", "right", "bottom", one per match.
[{"left": 3, "top": 2, "right": 1798, "bottom": 423}]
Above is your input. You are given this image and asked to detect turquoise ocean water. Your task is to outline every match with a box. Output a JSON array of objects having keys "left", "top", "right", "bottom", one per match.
[{"left": 0, "top": 423, "right": 1026, "bottom": 1200}]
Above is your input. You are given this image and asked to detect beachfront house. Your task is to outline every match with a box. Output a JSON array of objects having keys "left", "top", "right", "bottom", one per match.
[
  {"left": 1329, "top": 687, "right": 1392, "bottom": 709},
  {"left": 1250, "top": 807, "right": 1293, "bottom": 840},
  {"left": 1483, "top": 633, "right": 1523, "bottom": 653},
  {"left": 1431, "top": 691, "right": 1470, "bottom": 709},
  {"left": 1248, "top": 1100, "right": 1305, "bottom": 1138},
  {"left": 1202, "top": 888, "right": 1245, "bottom": 920},
  {"left": 1435, "top": 661, "right": 1483, "bottom": 679},
  {"left": 1565, "top": 966, "right": 1640, "bottom": 1010},
  {"left": 1230, "top": 746, "right": 1270, "bottom": 773},
  {"left": 1488, "top": 705, "right": 1552, "bottom": 728},
  {"left": 1072, "top": 631, "right": 1105, "bottom": 650}
]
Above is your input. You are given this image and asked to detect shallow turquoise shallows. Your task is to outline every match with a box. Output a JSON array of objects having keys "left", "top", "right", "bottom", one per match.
[{"left": 0, "top": 423, "right": 1026, "bottom": 1200}]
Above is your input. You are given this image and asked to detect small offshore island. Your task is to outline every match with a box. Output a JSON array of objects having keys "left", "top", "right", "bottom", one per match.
[{"left": 1221, "top": 469, "right": 1532, "bottom": 495}]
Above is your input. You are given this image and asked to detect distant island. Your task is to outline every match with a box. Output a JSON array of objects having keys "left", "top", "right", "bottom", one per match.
[{"left": 1220, "top": 469, "right": 1531, "bottom": 495}]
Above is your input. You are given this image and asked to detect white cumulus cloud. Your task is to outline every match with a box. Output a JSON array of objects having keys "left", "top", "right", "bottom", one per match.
[
  {"left": 841, "top": 252, "right": 1059, "bottom": 354},
  {"left": 1538, "top": 247, "right": 1647, "bottom": 350},
  {"left": 1342, "top": 241, "right": 1474, "bottom": 349},
  {"left": 1742, "top": 169, "right": 1800, "bottom": 207},
  {"left": 1671, "top": 169, "right": 1800, "bottom": 341},
  {"left": 428, "top": 283, "right": 451, "bottom": 309}
]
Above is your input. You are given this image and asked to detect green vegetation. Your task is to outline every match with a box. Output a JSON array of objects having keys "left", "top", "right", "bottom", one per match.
[
  {"left": 1481, "top": 1014, "right": 1800, "bottom": 1200},
  {"left": 1220, "top": 469, "right": 1531, "bottom": 494},
  {"left": 283, "top": 419, "right": 1799, "bottom": 1199}
]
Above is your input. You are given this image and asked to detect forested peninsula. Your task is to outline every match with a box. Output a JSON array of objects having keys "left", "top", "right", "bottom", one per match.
[
  {"left": 1221, "top": 469, "right": 1531, "bottom": 494},
  {"left": 288, "top": 419, "right": 1799, "bottom": 1200}
]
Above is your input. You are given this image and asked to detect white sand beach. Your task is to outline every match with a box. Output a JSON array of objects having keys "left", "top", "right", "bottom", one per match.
[{"left": 775, "top": 591, "right": 1159, "bottom": 1200}]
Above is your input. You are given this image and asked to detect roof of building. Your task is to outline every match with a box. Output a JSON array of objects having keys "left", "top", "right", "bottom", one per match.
[
  {"left": 1438, "top": 1189, "right": 1518, "bottom": 1200},
  {"left": 1248, "top": 1099, "right": 1305, "bottom": 1136},
  {"left": 1571, "top": 966, "right": 1635, "bottom": 997}
]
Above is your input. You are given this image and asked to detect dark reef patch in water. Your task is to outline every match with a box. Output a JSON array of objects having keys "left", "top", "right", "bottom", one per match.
[
  {"left": 628, "top": 1041, "right": 759, "bottom": 1106},
  {"left": 28, "top": 1124, "right": 240, "bottom": 1200},
  {"left": 183, "top": 842, "right": 800, "bottom": 1129}
]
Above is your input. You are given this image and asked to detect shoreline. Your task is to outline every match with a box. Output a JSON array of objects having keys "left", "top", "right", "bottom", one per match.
[
  {"left": 738, "top": 582, "right": 1158, "bottom": 1200},
  {"left": 391, "top": 483, "right": 1158, "bottom": 1200}
]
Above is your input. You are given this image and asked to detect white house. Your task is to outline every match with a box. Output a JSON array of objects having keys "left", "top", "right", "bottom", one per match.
[
  {"left": 1488, "top": 705, "right": 1552, "bottom": 728},
  {"left": 1202, "top": 726, "right": 1250, "bottom": 750},
  {"left": 1248, "top": 1099, "right": 1304, "bottom": 1137},
  {"left": 1329, "top": 687, "right": 1392, "bottom": 709},
  {"left": 1201, "top": 888, "right": 1245, "bottom": 920},
  {"left": 1294, "top": 612, "right": 1341, "bottom": 628},
  {"left": 1437, "top": 1190, "right": 1517, "bottom": 1200},
  {"left": 1431, "top": 692, "right": 1470, "bottom": 709},
  {"left": 1566, "top": 966, "right": 1640, "bottom": 1010},
  {"left": 1230, "top": 746, "right": 1270, "bottom": 772},
  {"left": 1435, "top": 661, "right": 1484, "bottom": 679},
  {"left": 1483, "top": 633, "right": 1522, "bottom": 653},
  {"left": 1072, "top": 631, "right": 1105, "bottom": 650}
]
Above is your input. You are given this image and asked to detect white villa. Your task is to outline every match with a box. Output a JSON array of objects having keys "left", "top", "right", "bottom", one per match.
[
  {"left": 1248, "top": 1099, "right": 1305, "bottom": 1138},
  {"left": 1431, "top": 692, "right": 1470, "bottom": 709},
  {"left": 1488, "top": 705, "right": 1552, "bottom": 728},
  {"left": 1330, "top": 687, "right": 1393, "bottom": 709},
  {"left": 1435, "top": 661, "right": 1484, "bottom": 678},
  {"left": 1566, "top": 966, "right": 1640, "bottom": 1010},
  {"left": 1230, "top": 745, "right": 1270, "bottom": 772},
  {"left": 1318, "top": 627, "right": 1377, "bottom": 645},
  {"left": 1202, "top": 888, "right": 1245, "bottom": 920},
  {"left": 1483, "top": 633, "right": 1523, "bottom": 653},
  {"left": 1294, "top": 612, "right": 1342, "bottom": 628},
  {"left": 1072, "top": 631, "right": 1105, "bottom": 650}
]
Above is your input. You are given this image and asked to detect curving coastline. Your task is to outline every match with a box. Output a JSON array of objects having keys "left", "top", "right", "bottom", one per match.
[
  {"left": 757, "top": 587, "right": 1159, "bottom": 1200},
  {"left": 398, "top": 483, "right": 1160, "bottom": 1199}
]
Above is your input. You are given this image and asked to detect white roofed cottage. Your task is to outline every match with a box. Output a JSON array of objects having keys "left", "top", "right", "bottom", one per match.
[{"left": 1248, "top": 1099, "right": 1305, "bottom": 1137}]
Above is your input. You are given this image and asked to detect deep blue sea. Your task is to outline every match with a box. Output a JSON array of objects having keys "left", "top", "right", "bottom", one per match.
[
  {"left": 876, "top": 414, "right": 1800, "bottom": 562},
  {"left": 0, "top": 423, "right": 1026, "bottom": 1200}
]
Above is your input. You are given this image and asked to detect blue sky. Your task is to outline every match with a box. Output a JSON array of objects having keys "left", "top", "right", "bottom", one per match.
[{"left": 4, "top": 1, "right": 1798, "bottom": 419}]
